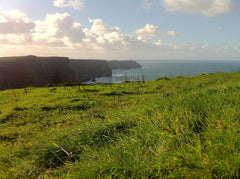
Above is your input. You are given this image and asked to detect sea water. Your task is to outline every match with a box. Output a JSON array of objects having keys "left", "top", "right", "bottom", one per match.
[{"left": 94, "top": 60, "right": 240, "bottom": 83}]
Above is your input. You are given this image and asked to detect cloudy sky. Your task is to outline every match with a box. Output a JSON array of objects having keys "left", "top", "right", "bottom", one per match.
[{"left": 0, "top": 0, "right": 240, "bottom": 60}]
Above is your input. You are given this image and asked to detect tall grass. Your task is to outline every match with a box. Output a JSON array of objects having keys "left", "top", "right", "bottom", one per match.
[{"left": 0, "top": 72, "right": 240, "bottom": 178}]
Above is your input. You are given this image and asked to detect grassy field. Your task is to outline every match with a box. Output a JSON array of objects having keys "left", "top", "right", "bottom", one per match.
[{"left": 1, "top": 72, "right": 240, "bottom": 178}]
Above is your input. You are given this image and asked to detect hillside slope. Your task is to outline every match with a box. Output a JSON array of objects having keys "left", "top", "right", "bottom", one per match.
[{"left": 0, "top": 72, "right": 240, "bottom": 178}]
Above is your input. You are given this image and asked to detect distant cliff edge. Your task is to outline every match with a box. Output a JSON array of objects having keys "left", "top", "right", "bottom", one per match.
[
  {"left": 70, "top": 59, "right": 112, "bottom": 83},
  {"left": 0, "top": 56, "right": 112, "bottom": 90},
  {"left": 107, "top": 60, "right": 142, "bottom": 70}
]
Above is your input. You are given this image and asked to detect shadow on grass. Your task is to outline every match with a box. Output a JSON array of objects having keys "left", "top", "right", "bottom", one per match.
[{"left": 35, "top": 119, "right": 137, "bottom": 169}]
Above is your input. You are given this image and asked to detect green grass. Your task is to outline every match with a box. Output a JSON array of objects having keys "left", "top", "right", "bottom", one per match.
[{"left": 1, "top": 72, "right": 240, "bottom": 178}]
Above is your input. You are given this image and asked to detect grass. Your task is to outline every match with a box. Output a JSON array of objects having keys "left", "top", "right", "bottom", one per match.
[{"left": 0, "top": 72, "right": 240, "bottom": 178}]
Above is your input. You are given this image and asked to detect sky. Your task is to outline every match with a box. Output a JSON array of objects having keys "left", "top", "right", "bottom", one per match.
[{"left": 0, "top": 0, "right": 240, "bottom": 60}]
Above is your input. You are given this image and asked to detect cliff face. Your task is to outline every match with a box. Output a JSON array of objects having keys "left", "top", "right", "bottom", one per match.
[
  {"left": 70, "top": 59, "right": 112, "bottom": 82},
  {"left": 0, "top": 56, "right": 112, "bottom": 90},
  {"left": 0, "top": 56, "right": 73, "bottom": 90},
  {"left": 107, "top": 60, "right": 142, "bottom": 70}
]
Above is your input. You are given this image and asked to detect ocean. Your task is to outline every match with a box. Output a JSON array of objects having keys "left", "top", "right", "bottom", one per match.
[{"left": 94, "top": 60, "right": 240, "bottom": 83}]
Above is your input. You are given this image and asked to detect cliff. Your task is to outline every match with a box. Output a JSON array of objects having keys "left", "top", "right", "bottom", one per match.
[
  {"left": 0, "top": 55, "right": 73, "bottom": 90},
  {"left": 0, "top": 56, "right": 112, "bottom": 90},
  {"left": 107, "top": 60, "right": 142, "bottom": 70},
  {"left": 69, "top": 59, "right": 112, "bottom": 82}
]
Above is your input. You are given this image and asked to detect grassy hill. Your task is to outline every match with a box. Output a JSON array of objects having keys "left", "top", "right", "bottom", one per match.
[{"left": 0, "top": 72, "right": 240, "bottom": 178}]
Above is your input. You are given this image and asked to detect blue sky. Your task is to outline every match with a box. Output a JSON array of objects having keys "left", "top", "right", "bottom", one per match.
[{"left": 0, "top": 0, "right": 240, "bottom": 60}]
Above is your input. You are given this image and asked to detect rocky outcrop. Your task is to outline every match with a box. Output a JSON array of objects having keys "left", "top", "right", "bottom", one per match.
[
  {"left": 0, "top": 56, "right": 112, "bottom": 90},
  {"left": 69, "top": 59, "right": 112, "bottom": 82},
  {"left": 107, "top": 60, "right": 142, "bottom": 70}
]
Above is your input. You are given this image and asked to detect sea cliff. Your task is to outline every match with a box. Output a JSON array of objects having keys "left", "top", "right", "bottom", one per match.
[
  {"left": 0, "top": 56, "right": 112, "bottom": 90},
  {"left": 70, "top": 59, "right": 112, "bottom": 82},
  {"left": 107, "top": 60, "right": 142, "bottom": 70},
  {"left": 0, "top": 56, "right": 143, "bottom": 90}
]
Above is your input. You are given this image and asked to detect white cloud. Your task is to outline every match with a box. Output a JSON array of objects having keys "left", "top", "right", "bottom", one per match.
[
  {"left": 167, "top": 30, "right": 177, "bottom": 36},
  {"left": 154, "top": 40, "right": 163, "bottom": 46},
  {"left": 53, "top": 0, "right": 85, "bottom": 10},
  {"left": 83, "top": 18, "right": 137, "bottom": 51},
  {"left": 33, "top": 12, "right": 85, "bottom": 46},
  {"left": 0, "top": 34, "right": 32, "bottom": 44},
  {"left": 0, "top": 9, "right": 35, "bottom": 34},
  {"left": 88, "top": 18, "right": 121, "bottom": 35},
  {"left": 162, "top": 0, "right": 234, "bottom": 17},
  {"left": 167, "top": 42, "right": 209, "bottom": 51},
  {"left": 1, "top": 9, "right": 238, "bottom": 60},
  {"left": 135, "top": 24, "right": 163, "bottom": 37},
  {"left": 137, "top": 35, "right": 151, "bottom": 43}
]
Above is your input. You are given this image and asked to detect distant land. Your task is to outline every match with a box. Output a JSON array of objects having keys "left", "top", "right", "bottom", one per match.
[
  {"left": 0, "top": 55, "right": 141, "bottom": 90},
  {"left": 107, "top": 60, "right": 142, "bottom": 70}
]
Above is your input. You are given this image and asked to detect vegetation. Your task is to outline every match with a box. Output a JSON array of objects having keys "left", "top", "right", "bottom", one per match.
[{"left": 1, "top": 72, "right": 240, "bottom": 178}]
